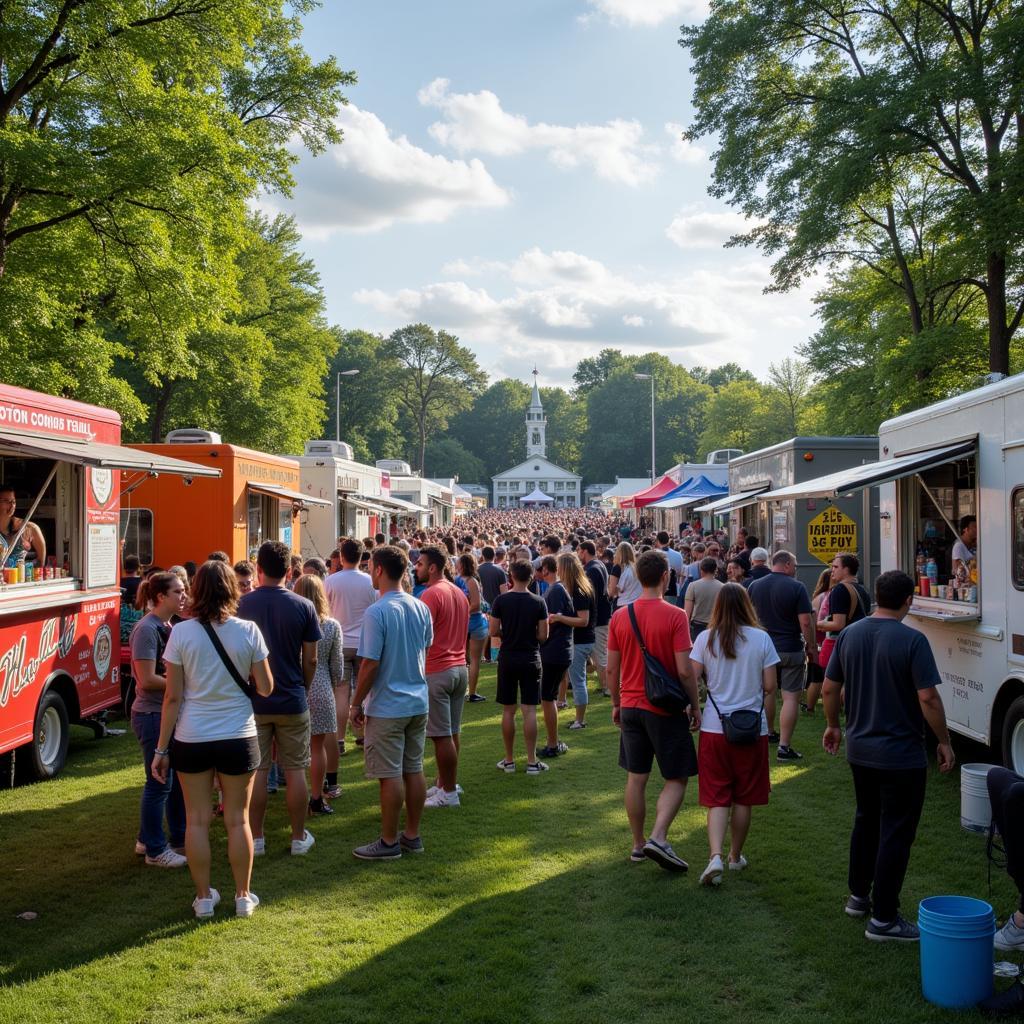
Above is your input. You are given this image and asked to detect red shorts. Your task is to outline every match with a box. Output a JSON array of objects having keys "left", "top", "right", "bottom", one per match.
[
  {"left": 697, "top": 732, "right": 771, "bottom": 808},
  {"left": 819, "top": 637, "right": 836, "bottom": 671}
]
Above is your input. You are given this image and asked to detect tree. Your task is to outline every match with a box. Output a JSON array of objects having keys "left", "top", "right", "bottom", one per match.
[
  {"left": 423, "top": 438, "right": 487, "bottom": 483},
  {"left": 539, "top": 387, "right": 585, "bottom": 472},
  {"left": 120, "top": 213, "right": 334, "bottom": 451},
  {"left": 449, "top": 378, "right": 531, "bottom": 479},
  {"left": 579, "top": 355, "right": 711, "bottom": 482},
  {"left": 572, "top": 349, "right": 628, "bottom": 397},
  {"left": 698, "top": 381, "right": 776, "bottom": 454},
  {"left": 681, "top": 1, "right": 1024, "bottom": 375},
  {"left": 689, "top": 363, "right": 756, "bottom": 389},
  {"left": 763, "top": 359, "right": 813, "bottom": 439},
  {"left": 325, "top": 329, "right": 407, "bottom": 463},
  {"left": 387, "top": 324, "right": 487, "bottom": 474},
  {"left": 0, "top": 0, "right": 351, "bottom": 423}
]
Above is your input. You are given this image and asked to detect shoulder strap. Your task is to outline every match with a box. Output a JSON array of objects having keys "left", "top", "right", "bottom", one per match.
[
  {"left": 201, "top": 621, "right": 253, "bottom": 698},
  {"left": 842, "top": 580, "right": 861, "bottom": 620},
  {"left": 626, "top": 602, "right": 647, "bottom": 653}
]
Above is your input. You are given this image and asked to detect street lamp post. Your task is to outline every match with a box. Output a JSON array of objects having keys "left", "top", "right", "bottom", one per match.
[
  {"left": 635, "top": 373, "right": 655, "bottom": 483},
  {"left": 335, "top": 369, "right": 360, "bottom": 443}
]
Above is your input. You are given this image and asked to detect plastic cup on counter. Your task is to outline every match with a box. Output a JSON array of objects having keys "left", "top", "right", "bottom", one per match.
[
  {"left": 920, "top": 576, "right": 931, "bottom": 598},
  {"left": 3, "top": 567, "right": 15, "bottom": 585}
]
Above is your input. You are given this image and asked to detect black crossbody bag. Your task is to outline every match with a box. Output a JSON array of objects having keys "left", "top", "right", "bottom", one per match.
[
  {"left": 705, "top": 686, "right": 763, "bottom": 745},
  {"left": 201, "top": 621, "right": 255, "bottom": 701},
  {"left": 626, "top": 604, "right": 690, "bottom": 716}
]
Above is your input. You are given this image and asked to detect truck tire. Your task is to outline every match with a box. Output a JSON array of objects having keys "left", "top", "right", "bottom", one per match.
[
  {"left": 31, "top": 689, "right": 70, "bottom": 780},
  {"left": 1000, "top": 695, "right": 1024, "bottom": 775}
]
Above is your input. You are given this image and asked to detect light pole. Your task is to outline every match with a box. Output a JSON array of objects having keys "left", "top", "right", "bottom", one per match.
[
  {"left": 335, "top": 369, "right": 360, "bottom": 442},
  {"left": 634, "top": 373, "right": 655, "bottom": 483}
]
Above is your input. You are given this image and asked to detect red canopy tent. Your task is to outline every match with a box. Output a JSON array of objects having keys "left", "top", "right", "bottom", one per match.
[{"left": 619, "top": 475, "right": 678, "bottom": 509}]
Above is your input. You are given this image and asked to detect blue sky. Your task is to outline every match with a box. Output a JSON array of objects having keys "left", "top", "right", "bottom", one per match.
[{"left": 263, "top": 0, "right": 818, "bottom": 388}]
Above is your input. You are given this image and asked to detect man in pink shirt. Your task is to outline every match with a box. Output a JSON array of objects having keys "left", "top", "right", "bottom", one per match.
[{"left": 415, "top": 546, "right": 470, "bottom": 807}]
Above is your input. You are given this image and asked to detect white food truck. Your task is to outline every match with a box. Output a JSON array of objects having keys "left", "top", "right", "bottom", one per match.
[{"left": 760, "top": 373, "right": 1024, "bottom": 772}]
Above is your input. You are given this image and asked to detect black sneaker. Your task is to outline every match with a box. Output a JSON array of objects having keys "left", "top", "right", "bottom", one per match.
[
  {"left": 642, "top": 838, "right": 688, "bottom": 873},
  {"left": 767, "top": 731, "right": 781, "bottom": 744},
  {"left": 979, "top": 979, "right": 1024, "bottom": 1016},
  {"left": 845, "top": 895, "right": 871, "bottom": 918},
  {"left": 308, "top": 797, "right": 334, "bottom": 815},
  {"left": 776, "top": 745, "right": 803, "bottom": 761},
  {"left": 865, "top": 915, "right": 920, "bottom": 943},
  {"left": 537, "top": 745, "right": 560, "bottom": 759},
  {"left": 468, "top": 693, "right": 487, "bottom": 703}
]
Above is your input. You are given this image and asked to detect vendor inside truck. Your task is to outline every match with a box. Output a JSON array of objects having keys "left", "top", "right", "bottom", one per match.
[{"left": 0, "top": 484, "right": 46, "bottom": 568}]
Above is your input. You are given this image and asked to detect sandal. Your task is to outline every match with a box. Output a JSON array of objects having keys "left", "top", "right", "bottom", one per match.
[{"left": 630, "top": 847, "right": 646, "bottom": 863}]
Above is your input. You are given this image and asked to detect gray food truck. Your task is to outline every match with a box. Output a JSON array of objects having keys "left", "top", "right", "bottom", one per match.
[{"left": 696, "top": 437, "right": 881, "bottom": 593}]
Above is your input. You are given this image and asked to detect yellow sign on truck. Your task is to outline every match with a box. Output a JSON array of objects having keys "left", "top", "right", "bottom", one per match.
[{"left": 807, "top": 506, "right": 857, "bottom": 564}]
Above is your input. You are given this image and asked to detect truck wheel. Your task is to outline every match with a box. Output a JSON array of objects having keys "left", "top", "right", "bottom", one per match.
[
  {"left": 31, "top": 690, "right": 70, "bottom": 780},
  {"left": 1001, "top": 696, "right": 1024, "bottom": 775}
]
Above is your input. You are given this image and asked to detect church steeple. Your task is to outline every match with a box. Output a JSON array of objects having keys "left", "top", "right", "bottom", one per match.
[{"left": 526, "top": 367, "right": 547, "bottom": 458}]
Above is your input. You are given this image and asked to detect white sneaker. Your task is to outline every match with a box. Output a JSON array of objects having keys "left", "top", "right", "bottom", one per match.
[
  {"left": 193, "top": 888, "right": 220, "bottom": 919},
  {"left": 291, "top": 829, "right": 315, "bottom": 855},
  {"left": 728, "top": 854, "right": 749, "bottom": 871},
  {"left": 496, "top": 759, "right": 515, "bottom": 773},
  {"left": 995, "top": 914, "right": 1024, "bottom": 951},
  {"left": 146, "top": 847, "right": 187, "bottom": 868},
  {"left": 428, "top": 783, "right": 464, "bottom": 797},
  {"left": 700, "top": 854, "right": 724, "bottom": 887},
  {"left": 424, "top": 789, "right": 460, "bottom": 807},
  {"left": 252, "top": 837, "right": 265, "bottom": 857},
  {"left": 235, "top": 892, "right": 260, "bottom": 918}
]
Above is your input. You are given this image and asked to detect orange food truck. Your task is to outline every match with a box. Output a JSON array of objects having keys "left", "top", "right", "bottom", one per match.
[
  {"left": 0, "top": 387, "right": 218, "bottom": 781},
  {"left": 125, "top": 430, "right": 330, "bottom": 568}
]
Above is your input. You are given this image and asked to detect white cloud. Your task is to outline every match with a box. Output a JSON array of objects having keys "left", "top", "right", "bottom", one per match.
[
  {"left": 260, "top": 103, "right": 509, "bottom": 236},
  {"left": 418, "top": 78, "right": 661, "bottom": 187},
  {"left": 665, "top": 204, "right": 756, "bottom": 249},
  {"left": 585, "top": 0, "right": 709, "bottom": 28},
  {"left": 353, "top": 246, "right": 818, "bottom": 385},
  {"left": 664, "top": 123, "right": 706, "bottom": 165}
]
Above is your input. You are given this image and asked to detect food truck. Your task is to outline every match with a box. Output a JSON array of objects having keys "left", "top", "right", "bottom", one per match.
[
  {"left": 756, "top": 374, "right": 1024, "bottom": 771},
  {"left": 125, "top": 431, "right": 329, "bottom": 567},
  {"left": 299, "top": 441, "right": 411, "bottom": 560},
  {"left": 0, "top": 387, "right": 218, "bottom": 780},
  {"left": 701, "top": 437, "right": 881, "bottom": 593}
]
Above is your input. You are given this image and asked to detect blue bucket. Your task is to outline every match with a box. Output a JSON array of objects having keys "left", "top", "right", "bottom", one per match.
[{"left": 918, "top": 896, "right": 995, "bottom": 1009}]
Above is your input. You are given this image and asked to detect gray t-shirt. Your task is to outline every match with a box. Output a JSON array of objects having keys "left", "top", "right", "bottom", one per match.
[
  {"left": 129, "top": 612, "right": 171, "bottom": 714},
  {"left": 825, "top": 617, "right": 942, "bottom": 770},
  {"left": 687, "top": 577, "right": 724, "bottom": 624}
]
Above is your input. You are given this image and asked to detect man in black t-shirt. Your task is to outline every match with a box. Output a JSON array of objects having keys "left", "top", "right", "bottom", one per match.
[
  {"left": 579, "top": 540, "right": 612, "bottom": 696},
  {"left": 823, "top": 570, "right": 954, "bottom": 943},
  {"left": 489, "top": 560, "right": 549, "bottom": 774},
  {"left": 477, "top": 546, "right": 507, "bottom": 666},
  {"left": 537, "top": 556, "right": 574, "bottom": 760}
]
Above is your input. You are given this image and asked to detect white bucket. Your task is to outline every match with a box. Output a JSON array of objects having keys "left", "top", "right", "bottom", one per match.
[{"left": 961, "top": 763, "right": 995, "bottom": 833}]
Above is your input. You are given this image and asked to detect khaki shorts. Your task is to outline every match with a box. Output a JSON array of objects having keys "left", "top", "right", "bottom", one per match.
[
  {"left": 426, "top": 666, "right": 469, "bottom": 738},
  {"left": 593, "top": 625, "right": 609, "bottom": 668},
  {"left": 364, "top": 714, "right": 428, "bottom": 779},
  {"left": 776, "top": 650, "right": 807, "bottom": 694},
  {"left": 340, "top": 647, "right": 361, "bottom": 688},
  {"left": 255, "top": 712, "right": 311, "bottom": 771}
]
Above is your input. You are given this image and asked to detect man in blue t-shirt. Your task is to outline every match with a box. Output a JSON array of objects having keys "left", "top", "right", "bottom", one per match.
[
  {"left": 747, "top": 550, "right": 816, "bottom": 759},
  {"left": 239, "top": 540, "right": 322, "bottom": 856},
  {"left": 350, "top": 545, "right": 434, "bottom": 860},
  {"left": 823, "top": 570, "right": 954, "bottom": 943}
]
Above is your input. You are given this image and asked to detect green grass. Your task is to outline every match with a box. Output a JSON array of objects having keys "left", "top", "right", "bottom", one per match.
[{"left": 0, "top": 663, "right": 1016, "bottom": 1024}]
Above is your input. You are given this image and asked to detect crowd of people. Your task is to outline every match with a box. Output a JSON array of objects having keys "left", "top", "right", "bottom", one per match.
[{"left": 121, "top": 504, "right": 1024, "bottom": 1013}]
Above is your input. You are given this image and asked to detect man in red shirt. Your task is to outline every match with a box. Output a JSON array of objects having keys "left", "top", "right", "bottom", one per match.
[
  {"left": 415, "top": 546, "right": 470, "bottom": 807},
  {"left": 608, "top": 549, "right": 700, "bottom": 871}
]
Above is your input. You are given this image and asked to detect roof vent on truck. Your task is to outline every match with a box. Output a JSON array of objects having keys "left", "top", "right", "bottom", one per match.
[
  {"left": 376, "top": 459, "right": 413, "bottom": 476},
  {"left": 705, "top": 448, "right": 743, "bottom": 465},
  {"left": 304, "top": 439, "right": 355, "bottom": 460},
  {"left": 164, "top": 428, "right": 222, "bottom": 444}
]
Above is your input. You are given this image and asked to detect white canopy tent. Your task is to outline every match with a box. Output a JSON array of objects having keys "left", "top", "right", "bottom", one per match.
[{"left": 520, "top": 488, "right": 555, "bottom": 505}]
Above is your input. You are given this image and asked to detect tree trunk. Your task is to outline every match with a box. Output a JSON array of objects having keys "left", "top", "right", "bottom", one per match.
[
  {"left": 151, "top": 382, "right": 176, "bottom": 442},
  {"left": 417, "top": 418, "right": 426, "bottom": 476},
  {"left": 986, "top": 251, "right": 1010, "bottom": 376}
]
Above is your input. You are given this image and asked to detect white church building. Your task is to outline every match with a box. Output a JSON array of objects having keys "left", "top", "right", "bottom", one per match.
[{"left": 492, "top": 372, "right": 582, "bottom": 509}]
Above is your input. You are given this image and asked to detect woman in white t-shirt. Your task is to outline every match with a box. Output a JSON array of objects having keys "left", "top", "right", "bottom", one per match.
[
  {"left": 152, "top": 560, "right": 273, "bottom": 921},
  {"left": 608, "top": 542, "right": 643, "bottom": 608},
  {"left": 690, "top": 583, "right": 779, "bottom": 887}
]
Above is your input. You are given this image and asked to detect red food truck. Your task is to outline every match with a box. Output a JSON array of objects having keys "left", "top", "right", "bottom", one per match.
[{"left": 0, "top": 385, "right": 218, "bottom": 781}]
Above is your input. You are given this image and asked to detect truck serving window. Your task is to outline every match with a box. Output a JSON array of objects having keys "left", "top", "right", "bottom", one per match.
[
  {"left": 1013, "top": 488, "right": 1024, "bottom": 591},
  {"left": 120, "top": 508, "right": 153, "bottom": 567},
  {"left": 904, "top": 454, "right": 978, "bottom": 602}
]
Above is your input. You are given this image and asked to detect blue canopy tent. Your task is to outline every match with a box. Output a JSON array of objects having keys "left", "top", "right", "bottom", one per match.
[{"left": 648, "top": 475, "right": 728, "bottom": 531}]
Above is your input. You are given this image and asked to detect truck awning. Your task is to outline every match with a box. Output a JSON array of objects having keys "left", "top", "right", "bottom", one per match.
[
  {"left": 378, "top": 495, "right": 430, "bottom": 514},
  {"left": 0, "top": 427, "right": 221, "bottom": 477},
  {"left": 693, "top": 487, "right": 770, "bottom": 514},
  {"left": 758, "top": 440, "right": 976, "bottom": 502},
  {"left": 247, "top": 483, "right": 332, "bottom": 508},
  {"left": 340, "top": 495, "right": 389, "bottom": 515}
]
